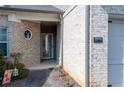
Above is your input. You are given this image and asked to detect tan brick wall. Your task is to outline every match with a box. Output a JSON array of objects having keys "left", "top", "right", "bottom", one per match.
[{"left": 11, "top": 21, "right": 40, "bottom": 67}]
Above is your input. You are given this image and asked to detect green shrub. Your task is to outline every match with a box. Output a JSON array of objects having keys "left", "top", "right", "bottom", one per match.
[
  {"left": 0, "top": 52, "right": 28, "bottom": 82},
  {"left": 0, "top": 61, "right": 5, "bottom": 66},
  {"left": 12, "top": 63, "right": 28, "bottom": 80},
  {"left": 14, "top": 63, "right": 25, "bottom": 69},
  {"left": 12, "top": 68, "right": 28, "bottom": 80},
  {"left": 0, "top": 66, "right": 5, "bottom": 84},
  {"left": 0, "top": 49, "right": 5, "bottom": 60},
  {"left": 10, "top": 52, "right": 28, "bottom": 80},
  {"left": 0, "top": 66, "right": 4, "bottom": 78},
  {"left": 0, "top": 49, "right": 5, "bottom": 67},
  {"left": 0, "top": 49, "right": 5, "bottom": 83},
  {"left": 5, "top": 62, "right": 14, "bottom": 69},
  {"left": 0, "top": 62, "right": 28, "bottom": 81}
]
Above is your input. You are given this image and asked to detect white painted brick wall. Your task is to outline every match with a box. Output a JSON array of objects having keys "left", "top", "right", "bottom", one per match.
[
  {"left": 90, "top": 5, "right": 124, "bottom": 87},
  {"left": 63, "top": 5, "right": 86, "bottom": 86}
]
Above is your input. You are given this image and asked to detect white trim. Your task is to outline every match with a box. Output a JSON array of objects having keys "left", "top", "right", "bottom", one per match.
[
  {"left": 8, "top": 22, "right": 13, "bottom": 57},
  {"left": 0, "top": 10, "right": 60, "bottom": 22},
  {"left": 7, "top": 26, "right": 9, "bottom": 57},
  {"left": 8, "top": 14, "right": 21, "bottom": 22},
  {"left": 63, "top": 5, "right": 77, "bottom": 18}
]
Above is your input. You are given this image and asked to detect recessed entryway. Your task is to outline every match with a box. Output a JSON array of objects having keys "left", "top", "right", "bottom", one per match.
[
  {"left": 40, "top": 22, "right": 57, "bottom": 62},
  {"left": 108, "top": 22, "right": 124, "bottom": 87}
]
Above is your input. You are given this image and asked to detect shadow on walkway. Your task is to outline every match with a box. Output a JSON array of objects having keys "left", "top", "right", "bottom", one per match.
[{"left": 25, "top": 68, "right": 53, "bottom": 87}]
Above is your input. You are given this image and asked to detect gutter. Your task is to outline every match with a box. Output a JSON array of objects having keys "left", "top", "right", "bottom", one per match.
[
  {"left": 85, "top": 5, "right": 90, "bottom": 87},
  {"left": 0, "top": 7, "right": 64, "bottom": 14}
]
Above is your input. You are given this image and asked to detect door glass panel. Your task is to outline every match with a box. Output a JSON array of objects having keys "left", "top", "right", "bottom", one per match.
[{"left": 42, "top": 34, "right": 53, "bottom": 59}]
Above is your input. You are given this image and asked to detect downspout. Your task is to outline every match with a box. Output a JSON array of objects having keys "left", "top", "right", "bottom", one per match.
[
  {"left": 60, "top": 14, "right": 64, "bottom": 67},
  {"left": 85, "top": 5, "right": 90, "bottom": 87},
  {"left": 60, "top": 5, "right": 77, "bottom": 67}
]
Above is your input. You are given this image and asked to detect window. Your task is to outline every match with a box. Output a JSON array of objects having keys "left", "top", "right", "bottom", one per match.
[
  {"left": 24, "top": 29, "right": 32, "bottom": 40},
  {"left": 0, "top": 27, "right": 7, "bottom": 56}
]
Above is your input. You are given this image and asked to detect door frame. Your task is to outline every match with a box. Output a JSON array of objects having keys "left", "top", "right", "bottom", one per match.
[{"left": 41, "top": 33, "right": 54, "bottom": 60}]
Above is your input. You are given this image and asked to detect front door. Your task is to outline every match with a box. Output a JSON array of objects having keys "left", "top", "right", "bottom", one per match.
[{"left": 42, "top": 33, "right": 54, "bottom": 59}]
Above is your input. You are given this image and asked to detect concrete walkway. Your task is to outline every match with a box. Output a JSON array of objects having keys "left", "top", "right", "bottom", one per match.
[
  {"left": 3, "top": 62, "right": 79, "bottom": 87},
  {"left": 26, "top": 69, "right": 66, "bottom": 87},
  {"left": 28, "top": 62, "right": 57, "bottom": 70},
  {"left": 3, "top": 69, "right": 65, "bottom": 87}
]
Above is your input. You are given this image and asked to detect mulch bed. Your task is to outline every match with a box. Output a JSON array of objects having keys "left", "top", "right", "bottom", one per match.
[{"left": 49, "top": 66, "right": 80, "bottom": 87}]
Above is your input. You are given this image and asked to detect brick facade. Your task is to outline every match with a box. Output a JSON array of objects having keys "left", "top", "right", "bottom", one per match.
[
  {"left": 0, "top": 16, "right": 41, "bottom": 67},
  {"left": 90, "top": 5, "right": 124, "bottom": 87},
  {"left": 90, "top": 5, "right": 108, "bottom": 87},
  {"left": 11, "top": 21, "right": 41, "bottom": 66}
]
